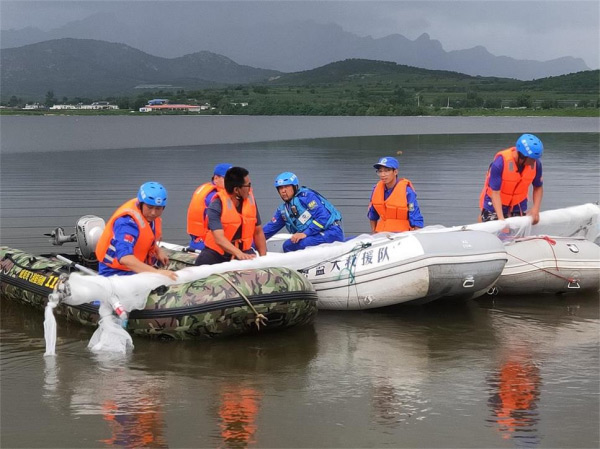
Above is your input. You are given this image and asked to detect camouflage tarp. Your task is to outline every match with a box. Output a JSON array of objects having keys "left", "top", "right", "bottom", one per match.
[{"left": 1, "top": 246, "right": 318, "bottom": 340}]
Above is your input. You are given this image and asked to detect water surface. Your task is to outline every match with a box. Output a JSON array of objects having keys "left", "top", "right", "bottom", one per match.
[{"left": 1, "top": 118, "right": 598, "bottom": 448}]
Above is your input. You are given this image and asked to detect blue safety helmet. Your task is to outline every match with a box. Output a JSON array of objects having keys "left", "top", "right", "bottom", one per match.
[
  {"left": 516, "top": 134, "right": 543, "bottom": 159},
  {"left": 137, "top": 181, "right": 168, "bottom": 206},
  {"left": 213, "top": 163, "right": 232, "bottom": 177},
  {"left": 274, "top": 172, "right": 299, "bottom": 188}
]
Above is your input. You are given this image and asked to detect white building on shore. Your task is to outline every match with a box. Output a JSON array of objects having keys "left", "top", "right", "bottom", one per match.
[{"left": 49, "top": 102, "right": 119, "bottom": 110}]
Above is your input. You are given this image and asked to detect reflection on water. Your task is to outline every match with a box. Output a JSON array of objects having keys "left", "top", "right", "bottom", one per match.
[
  {"left": 100, "top": 396, "right": 168, "bottom": 449},
  {"left": 1, "top": 291, "right": 598, "bottom": 448},
  {"left": 487, "top": 352, "right": 541, "bottom": 446},
  {"left": 217, "top": 384, "right": 261, "bottom": 449}
]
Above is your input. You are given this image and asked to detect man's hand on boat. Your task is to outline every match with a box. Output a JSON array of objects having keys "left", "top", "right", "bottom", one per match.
[
  {"left": 156, "top": 269, "right": 178, "bottom": 281},
  {"left": 120, "top": 254, "right": 178, "bottom": 281},
  {"left": 290, "top": 232, "right": 307, "bottom": 244},
  {"left": 155, "top": 246, "right": 170, "bottom": 266},
  {"left": 233, "top": 250, "right": 257, "bottom": 261},
  {"left": 527, "top": 208, "right": 541, "bottom": 225}
]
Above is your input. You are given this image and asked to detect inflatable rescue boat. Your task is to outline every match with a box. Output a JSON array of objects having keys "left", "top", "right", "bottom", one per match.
[{"left": 0, "top": 217, "right": 317, "bottom": 340}]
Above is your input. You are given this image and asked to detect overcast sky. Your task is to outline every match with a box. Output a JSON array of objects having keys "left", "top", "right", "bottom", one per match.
[{"left": 2, "top": 0, "right": 598, "bottom": 68}]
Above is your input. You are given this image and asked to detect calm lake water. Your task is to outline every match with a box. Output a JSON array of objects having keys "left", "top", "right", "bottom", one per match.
[{"left": 1, "top": 116, "right": 599, "bottom": 448}]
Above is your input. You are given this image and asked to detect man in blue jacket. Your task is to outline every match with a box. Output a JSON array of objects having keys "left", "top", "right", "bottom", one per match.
[{"left": 263, "top": 172, "right": 344, "bottom": 252}]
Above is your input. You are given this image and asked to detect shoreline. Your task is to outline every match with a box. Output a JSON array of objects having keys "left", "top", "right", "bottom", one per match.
[{"left": 1, "top": 115, "right": 599, "bottom": 153}]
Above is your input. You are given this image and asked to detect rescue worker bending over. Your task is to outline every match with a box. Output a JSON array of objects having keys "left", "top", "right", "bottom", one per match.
[
  {"left": 368, "top": 156, "right": 423, "bottom": 233},
  {"left": 96, "top": 182, "right": 177, "bottom": 280},
  {"left": 194, "top": 167, "right": 267, "bottom": 266},
  {"left": 263, "top": 172, "right": 344, "bottom": 252},
  {"left": 186, "top": 163, "right": 232, "bottom": 251},
  {"left": 480, "top": 133, "right": 544, "bottom": 224}
]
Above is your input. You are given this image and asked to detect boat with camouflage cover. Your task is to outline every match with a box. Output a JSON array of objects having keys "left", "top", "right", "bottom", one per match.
[{"left": 0, "top": 246, "right": 318, "bottom": 340}]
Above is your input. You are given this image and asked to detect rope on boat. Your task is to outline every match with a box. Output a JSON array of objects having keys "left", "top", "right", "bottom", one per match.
[
  {"left": 507, "top": 236, "right": 579, "bottom": 286},
  {"left": 2, "top": 253, "right": 65, "bottom": 273},
  {"left": 297, "top": 241, "right": 372, "bottom": 308},
  {"left": 213, "top": 273, "right": 268, "bottom": 330}
]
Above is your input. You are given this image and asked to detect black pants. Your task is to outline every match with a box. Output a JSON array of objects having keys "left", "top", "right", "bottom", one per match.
[
  {"left": 193, "top": 247, "right": 255, "bottom": 266},
  {"left": 480, "top": 209, "right": 524, "bottom": 222}
]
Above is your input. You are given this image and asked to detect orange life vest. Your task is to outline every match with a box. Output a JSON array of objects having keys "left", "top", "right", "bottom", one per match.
[
  {"left": 95, "top": 198, "right": 162, "bottom": 271},
  {"left": 186, "top": 182, "right": 218, "bottom": 240},
  {"left": 480, "top": 147, "right": 537, "bottom": 208},
  {"left": 369, "top": 179, "right": 412, "bottom": 232},
  {"left": 203, "top": 190, "right": 258, "bottom": 255}
]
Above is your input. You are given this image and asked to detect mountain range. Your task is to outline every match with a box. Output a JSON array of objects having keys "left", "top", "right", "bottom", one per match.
[
  {"left": 2, "top": 38, "right": 596, "bottom": 101},
  {"left": 1, "top": 13, "right": 590, "bottom": 81},
  {"left": 1, "top": 39, "right": 279, "bottom": 99}
]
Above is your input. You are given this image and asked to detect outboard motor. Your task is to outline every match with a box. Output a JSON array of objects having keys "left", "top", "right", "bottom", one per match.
[
  {"left": 74, "top": 215, "right": 105, "bottom": 262},
  {"left": 48, "top": 215, "right": 105, "bottom": 263}
]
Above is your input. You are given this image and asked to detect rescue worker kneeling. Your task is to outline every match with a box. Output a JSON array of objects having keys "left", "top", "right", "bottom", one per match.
[
  {"left": 194, "top": 167, "right": 267, "bottom": 266},
  {"left": 263, "top": 172, "right": 344, "bottom": 252},
  {"left": 96, "top": 182, "right": 177, "bottom": 281}
]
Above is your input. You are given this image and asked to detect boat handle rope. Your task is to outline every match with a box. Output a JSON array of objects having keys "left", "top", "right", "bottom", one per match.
[
  {"left": 507, "top": 236, "right": 579, "bottom": 286},
  {"left": 213, "top": 273, "right": 268, "bottom": 330}
]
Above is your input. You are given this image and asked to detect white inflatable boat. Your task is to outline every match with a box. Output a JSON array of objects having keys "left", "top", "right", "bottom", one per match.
[
  {"left": 168, "top": 229, "right": 508, "bottom": 310},
  {"left": 452, "top": 203, "right": 600, "bottom": 296},
  {"left": 492, "top": 236, "right": 600, "bottom": 295}
]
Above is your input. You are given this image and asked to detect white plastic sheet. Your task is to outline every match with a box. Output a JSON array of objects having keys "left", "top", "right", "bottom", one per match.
[
  {"left": 43, "top": 272, "right": 179, "bottom": 355},
  {"left": 421, "top": 203, "right": 600, "bottom": 243},
  {"left": 43, "top": 298, "right": 59, "bottom": 356}
]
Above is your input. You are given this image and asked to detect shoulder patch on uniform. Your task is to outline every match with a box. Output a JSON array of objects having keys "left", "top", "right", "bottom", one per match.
[{"left": 408, "top": 203, "right": 415, "bottom": 211}]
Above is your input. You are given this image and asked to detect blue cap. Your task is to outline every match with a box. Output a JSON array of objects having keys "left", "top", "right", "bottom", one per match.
[
  {"left": 373, "top": 157, "right": 399, "bottom": 170},
  {"left": 213, "top": 163, "right": 233, "bottom": 177}
]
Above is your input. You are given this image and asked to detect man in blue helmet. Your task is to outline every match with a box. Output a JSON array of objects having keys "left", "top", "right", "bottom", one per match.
[
  {"left": 263, "top": 172, "right": 344, "bottom": 252},
  {"left": 96, "top": 182, "right": 178, "bottom": 280},
  {"left": 479, "top": 133, "right": 544, "bottom": 224},
  {"left": 186, "top": 163, "right": 232, "bottom": 251}
]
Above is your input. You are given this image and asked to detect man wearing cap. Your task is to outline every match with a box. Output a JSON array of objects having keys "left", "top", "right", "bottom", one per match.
[
  {"left": 367, "top": 156, "right": 424, "bottom": 233},
  {"left": 186, "top": 163, "right": 232, "bottom": 251}
]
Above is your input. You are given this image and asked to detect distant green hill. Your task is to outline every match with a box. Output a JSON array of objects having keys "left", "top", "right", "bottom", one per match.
[
  {"left": 522, "top": 70, "right": 600, "bottom": 92},
  {"left": 267, "top": 58, "right": 475, "bottom": 85},
  {"left": 1, "top": 38, "right": 281, "bottom": 100},
  {"left": 268, "top": 59, "right": 599, "bottom": 94}
]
